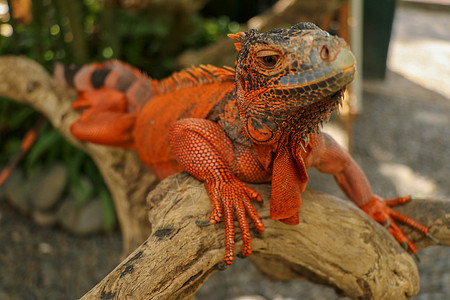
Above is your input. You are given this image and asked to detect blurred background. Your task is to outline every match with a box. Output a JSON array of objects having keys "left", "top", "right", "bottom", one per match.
[{"left": 0, "top": 0, "right": 449, "bottom": 299}]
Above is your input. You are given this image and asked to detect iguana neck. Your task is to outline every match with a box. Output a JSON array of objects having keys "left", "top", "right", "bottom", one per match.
[
  {"left": 281, "top": 90, "right": 345, "bottom": 144},
  {"left": 237, "top": 89, "right": 344, "bottom": 151}
]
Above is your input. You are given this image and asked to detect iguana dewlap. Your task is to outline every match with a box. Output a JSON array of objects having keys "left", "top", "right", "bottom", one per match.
[{"left": 56, "top": 22, "right": 432, "bottom": 265}]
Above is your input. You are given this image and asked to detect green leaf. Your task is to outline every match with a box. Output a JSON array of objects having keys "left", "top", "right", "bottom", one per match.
[
  {"left": 99, "top": 187, "right": 116, "bottom": 230},
  {"left": 64, "top": 150, "right": 86, "bottom": 183},
  {"left": 70, "top": 176, "right": 94, "bottom": 205},
  {"left": 4, "top": 106, "right": 35, "bottom": 129},
  {"left": 26, "top": 128, "right": 61, "bottom": 169}
]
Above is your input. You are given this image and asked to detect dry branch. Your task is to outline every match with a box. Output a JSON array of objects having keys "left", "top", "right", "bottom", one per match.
[
  {"left": 82, "top": 173, "right": 450, "bottom": 299},
  {"left": 1, "top": 56, "right": 449, "bottom": 299}
]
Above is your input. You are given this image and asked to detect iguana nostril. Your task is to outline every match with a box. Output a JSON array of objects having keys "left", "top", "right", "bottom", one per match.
[{"left": 320, "top": 45, "right": 330, "bottom": 61}]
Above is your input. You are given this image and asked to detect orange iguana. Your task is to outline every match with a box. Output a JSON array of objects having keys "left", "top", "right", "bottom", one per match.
[{"left": 56, "top": 23, "right": 435, "bottom": 265}]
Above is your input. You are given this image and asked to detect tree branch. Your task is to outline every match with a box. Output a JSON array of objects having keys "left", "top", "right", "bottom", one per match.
[{"left": 82, "top": 173, "right": 449, "bottom": 299}]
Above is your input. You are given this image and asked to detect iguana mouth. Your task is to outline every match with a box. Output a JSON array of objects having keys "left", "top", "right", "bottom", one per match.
[
  {"left": 342, "top": 65, "right": 356, "bottom": 74},
  {"left": 277, "top": 47, "right": 356, "bottom": 92},
  {"left": 277, "top": 65, "right": 355, "bottom": 91}
]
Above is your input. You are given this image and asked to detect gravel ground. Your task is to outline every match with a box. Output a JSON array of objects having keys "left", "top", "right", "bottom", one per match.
[
  {"left": 0, "top": 201, "right": 123, "bottom": 300},
  {"left": 0, "top": 2, "right": 449, "bottom": 300}
]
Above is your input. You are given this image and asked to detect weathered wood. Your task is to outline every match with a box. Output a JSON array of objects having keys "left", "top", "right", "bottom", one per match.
[
  {"left": 0, "top": 56, "right": 155, "bottom": 254},
  {"left": 82, "top": 173, "right": 449, "bottom": 299}
]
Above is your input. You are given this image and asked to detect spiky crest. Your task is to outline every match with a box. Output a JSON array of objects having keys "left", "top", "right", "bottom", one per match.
[
  {"left": 228, "top": 30, "right": 260, "bottom": 52},
  {"left": 157, "top": 65, "right": 235, "bottom": 94}
]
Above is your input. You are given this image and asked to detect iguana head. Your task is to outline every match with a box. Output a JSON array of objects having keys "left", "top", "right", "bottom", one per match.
[{"left": 229, "top": 22, "right": 356, "bottom": 145}]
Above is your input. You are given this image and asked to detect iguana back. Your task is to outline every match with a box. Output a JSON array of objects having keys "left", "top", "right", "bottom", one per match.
[
  {"left": 134, "top": 66, "right": 236, "bottom": 178},
  {"left": 57, "top": 61, "right": 236, "bottom": 178}
]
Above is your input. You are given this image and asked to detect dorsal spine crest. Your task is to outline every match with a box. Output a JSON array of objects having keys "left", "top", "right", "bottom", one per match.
[{"left": 157, "top": 65, "right": 235, "bottom": 94}]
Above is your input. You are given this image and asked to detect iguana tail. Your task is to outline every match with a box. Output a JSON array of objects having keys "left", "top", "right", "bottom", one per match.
[
  {"left": 54, "top": 60, "right": 157, "bottom": 149},
  {"left": 54, "top": 60, "right": 158, "bottom": 112}
]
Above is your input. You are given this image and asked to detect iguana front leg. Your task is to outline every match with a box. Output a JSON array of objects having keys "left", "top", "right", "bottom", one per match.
[
  {"left": 169, "top": 118, "right": 264, "bottom": 265},
  {"left": 306, "top": 133, "right": 434, "bottom": 255}
]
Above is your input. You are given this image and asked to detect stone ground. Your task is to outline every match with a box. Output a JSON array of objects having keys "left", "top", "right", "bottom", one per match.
[{"left": 0, "top": 2, "right": 449, "bottom": 299}]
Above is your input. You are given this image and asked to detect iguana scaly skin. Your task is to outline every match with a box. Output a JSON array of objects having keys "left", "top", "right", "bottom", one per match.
[{"left": 56, "top": 23, "right": 432, "bottom": 265}]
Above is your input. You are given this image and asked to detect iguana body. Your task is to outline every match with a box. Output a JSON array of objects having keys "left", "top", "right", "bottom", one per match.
[{"left": 57, "top": 23, "right": 432, "bottom": 265}]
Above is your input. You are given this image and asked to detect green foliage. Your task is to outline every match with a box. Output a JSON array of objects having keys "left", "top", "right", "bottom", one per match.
[
  {"left": 99, "top": 186, "right": 116, "bottom": 231},
  {"left": 0, "top": 99, "right": 107, "bottom": 213},
  {"left": 185, "top": 15, "right": 240, "bottom": 48},
  {"left": 0, "top": 98, "right": 40, "bottom": 166},
  {"left": 0, "top": 0, "right": 243, "bottom": 231}
]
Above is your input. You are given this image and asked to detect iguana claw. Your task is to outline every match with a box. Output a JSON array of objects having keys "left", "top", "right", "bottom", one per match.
[
  {"left": 361, "top": 195, "right": 434, "bottom": 255},
  {"left": 384, "top": 218, "right": 391, "bottom": 230},
  {"left": 205, "top": 177, "right": 264, "bottom": 265},
  {"left": 215, "top": 263, "right": 228, "bottom": 271},
  {"left": 426, "top": 232, "right": 440, "bottom": 244},
  {"left": 401, "top": 241, "right": 408, "bottom": 251},
  {"left": 195, "top": 220, "right": 212, "bottom": 227}
]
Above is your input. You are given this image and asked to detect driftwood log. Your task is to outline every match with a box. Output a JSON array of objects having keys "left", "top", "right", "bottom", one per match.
[{"left": 1, "top": 56, "right": 449, "bottom": 299}]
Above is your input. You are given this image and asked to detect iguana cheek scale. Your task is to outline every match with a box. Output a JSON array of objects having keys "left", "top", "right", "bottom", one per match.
[{"left": 56, "top": 22, "right": 435, "bottom": 266}]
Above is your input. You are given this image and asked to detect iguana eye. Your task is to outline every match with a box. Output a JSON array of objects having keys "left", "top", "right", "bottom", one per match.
[
  {"left": 256, "top": 50, "right": 281, "bottom": 69},
  {"left": 258, "top": 55, "right": 279, "bottom": 68}
]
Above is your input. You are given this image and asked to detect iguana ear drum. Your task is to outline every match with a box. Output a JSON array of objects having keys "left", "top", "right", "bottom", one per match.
[{"left": 246, "top": 116, "right": 274, "bottom": 142}]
